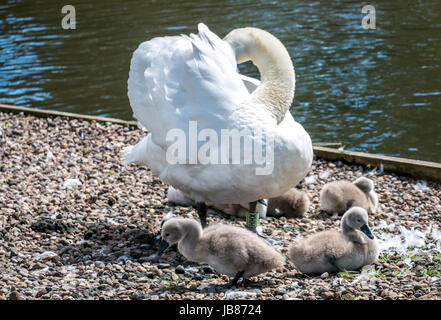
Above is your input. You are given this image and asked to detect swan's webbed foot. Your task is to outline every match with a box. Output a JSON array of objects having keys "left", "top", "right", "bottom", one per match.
[
  {"left": 225, "top": 270, "right": 245, "bottom": 289},
  {"left": 196, "top": 202, "right": 208, "bottom": 228}
]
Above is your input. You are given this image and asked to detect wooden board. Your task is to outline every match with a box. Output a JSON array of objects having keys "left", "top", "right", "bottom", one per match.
[
  {"left": 314, "top": 146, "right": 441, "bottom": 183},
  {"left": 0, "top": 104, "right": 137, "bottom": 126}
]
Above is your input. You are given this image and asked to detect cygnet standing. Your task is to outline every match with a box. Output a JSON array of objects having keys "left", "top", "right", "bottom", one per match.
[
  {"left": 289, "top": 206, "right": 379, "bottom": 274},
  {"left": 157, "top": 217, "right": 285, "bottom": 288}
]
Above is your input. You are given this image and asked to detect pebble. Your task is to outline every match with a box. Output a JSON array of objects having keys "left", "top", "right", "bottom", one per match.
[
  {"left": 137, "top": 266, "right": 147, "bottom": 273},
  {"left": 320, "top": 291, "right": 334, "bottom": 299},
  {"left": 175, "top": 265, "right": 185, "bottom": 274},
  {"left": 8, "top": 291, "right": 23, "bottom": 300}
]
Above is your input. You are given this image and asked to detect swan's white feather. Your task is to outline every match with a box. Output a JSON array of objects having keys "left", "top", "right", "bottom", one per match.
[
  {"left": 128, "top": 23, "right": 249, "bottom": 151},
  {"left": 121, "top": 136, "right": 149, "bottom": 166},
  {"left": 167, "top": 186, "right": 194, "bottom": 206},
  {"left": 125, "top": 23, "right": 313, "bottom": 204}
]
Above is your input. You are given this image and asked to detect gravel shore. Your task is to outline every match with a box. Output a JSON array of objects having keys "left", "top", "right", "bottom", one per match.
[{"left": 1, "top": 111, "right": 440, "bottom": 300}]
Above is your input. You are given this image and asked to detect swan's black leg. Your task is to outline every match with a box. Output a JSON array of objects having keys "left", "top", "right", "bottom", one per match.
[
  {"left": 225, "top": 270, "right": 245, "bottom": 289},
  {"left": 196, "top": 202, "right": 207, "bottom": 228}
]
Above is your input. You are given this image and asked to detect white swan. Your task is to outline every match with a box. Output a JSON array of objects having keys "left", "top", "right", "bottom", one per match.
[{"left": 123, "top": 23, "right": 313, "bottom": 228}]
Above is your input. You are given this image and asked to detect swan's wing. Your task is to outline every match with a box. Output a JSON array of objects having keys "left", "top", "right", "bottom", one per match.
[{"left": 128, "top": 23, "right": 250, "bottom": 150}]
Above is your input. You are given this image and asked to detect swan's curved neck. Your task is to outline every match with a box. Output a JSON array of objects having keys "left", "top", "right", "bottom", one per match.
[
  {"left": 178, "top": 220, "right": 203, "bottom": 260},
  {"left": 251, "top": 43, "right": 295, "bottom": 124},
  {"left": 341, "top": 216, "right": 365, "bottom": 244},
  {"left": 225, "top": 28, "right": 295, "bottom": 123}
]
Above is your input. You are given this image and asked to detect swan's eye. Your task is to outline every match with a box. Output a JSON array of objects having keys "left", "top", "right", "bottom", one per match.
[{"left": 165, "top": 233, "right": 170, "bottom": 237}]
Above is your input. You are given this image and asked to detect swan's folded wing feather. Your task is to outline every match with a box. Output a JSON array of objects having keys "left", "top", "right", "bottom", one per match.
[{"left": 127, "top": 23, "right": 250, "bottom": 150}]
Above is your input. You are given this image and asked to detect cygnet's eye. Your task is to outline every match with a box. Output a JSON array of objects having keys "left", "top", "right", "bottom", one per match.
[{"left": 165, "top": 233, "right": 170, "bottom": 237}]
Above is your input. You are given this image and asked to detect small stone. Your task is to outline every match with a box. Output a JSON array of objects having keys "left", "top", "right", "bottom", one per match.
[
  {"left": 171, "top": 272, "right": 179, "bottom": 281},
  {"left": 388, "top": 291, "right": 398, "bottom": 299},
  {"left": 137, "top": 265, "right": 147, "bottom": 273},
  {"left": 277, "top": 288, "right": 287, "bottom": 295},
  {"left": 200, "top": 265, "right": 215, "bottom": 274},
  {"left": 320, "top": 291, "right": 334, "bottom": 300},
  {"left": 320, "top": 272, "right": 329, "bottom": 279},
  {"left": 175, "top": 265, "right": 185, "bottom": 274},
  {"left": 8, "top": 291, "right": 23, "bottom": 300},
  {"left": 36, "top": 288, "right": 47, "bottom": 297}
]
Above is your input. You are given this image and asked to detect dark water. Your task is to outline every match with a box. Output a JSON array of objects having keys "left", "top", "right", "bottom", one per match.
[{"left": 1, "top": 0, "right": 440, "bottom": 162}]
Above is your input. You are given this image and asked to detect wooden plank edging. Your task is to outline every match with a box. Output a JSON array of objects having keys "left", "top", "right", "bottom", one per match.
[
  {"left": 314, "top": 146, "right": 441, "bottom": 183},
  {"left": 1, "top": 104, "right": 440, "bottom": 182},
  {"left": 0, "top": 104, "right": 137, "bottom": 126}
]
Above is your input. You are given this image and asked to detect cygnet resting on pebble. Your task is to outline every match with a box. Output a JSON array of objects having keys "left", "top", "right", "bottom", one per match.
[
  {"left": 157, "top": 217, "right": 285, "bottom": 288},
  {"left": 288, "top": 206, "right": 379, "bottom": 274},
  {"left": 267, "top": 188, "right": 309, "bottom": 218},
  {"left": 320, "top": 176, "right": 378, "bottom": 215}
]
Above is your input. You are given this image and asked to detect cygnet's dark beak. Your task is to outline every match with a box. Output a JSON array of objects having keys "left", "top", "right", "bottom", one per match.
[
  {"left": 360, "top": 224, "right": 374, "bottom": 239},
  {"left": 156, "top": 240, "right": 170, "bottom": 256}
]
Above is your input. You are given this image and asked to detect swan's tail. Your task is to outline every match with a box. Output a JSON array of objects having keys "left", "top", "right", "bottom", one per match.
[{"left": 121, "top": 136, "right": 149, "bottom": 166}]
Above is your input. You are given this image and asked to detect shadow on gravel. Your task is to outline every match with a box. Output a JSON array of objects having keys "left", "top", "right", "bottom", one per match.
[
  {"left": 159, "top": 278, "right": 271, "bottom": 296},
  {"left": 48, "top": 221, "right": 163, "bottom": 265}
]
